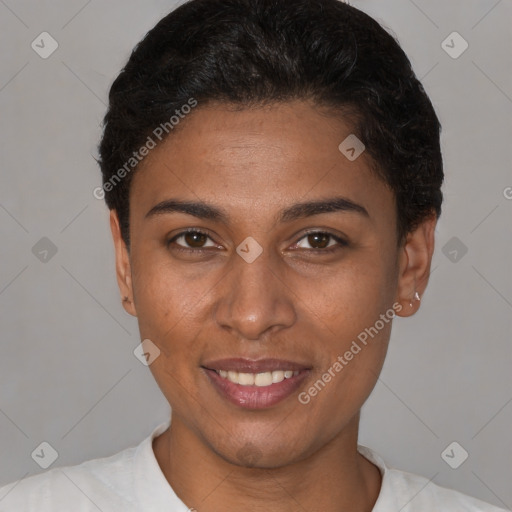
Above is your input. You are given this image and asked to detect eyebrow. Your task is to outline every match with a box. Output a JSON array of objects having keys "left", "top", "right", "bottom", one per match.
[{"left": 145, "top": 197, "right": 369, "bottom": 223}]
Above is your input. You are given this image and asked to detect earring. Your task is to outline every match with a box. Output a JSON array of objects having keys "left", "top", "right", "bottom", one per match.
[{"left": 409, "top": 292, "right": 420, "bottom": 308}]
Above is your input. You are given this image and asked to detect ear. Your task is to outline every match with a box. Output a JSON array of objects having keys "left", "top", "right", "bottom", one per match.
[
  {"left": 394, "top": 214, "right": 437, "bottom": 317},
  {"left": 110, "top": 210, "right": 137, "bottom": 317}
]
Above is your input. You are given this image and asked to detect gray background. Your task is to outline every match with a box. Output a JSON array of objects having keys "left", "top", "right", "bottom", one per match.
[{"left": 0, "top": 0, "right": 511, "bottom": 508}]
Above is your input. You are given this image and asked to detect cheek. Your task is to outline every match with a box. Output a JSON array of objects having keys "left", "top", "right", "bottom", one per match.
[
  {"left": 133, "top": 247, "right": 210, "bottom": 316},
  {"left": 300, "top": 305, "right": 393, "bottom": 434},
  {"left": 130, "top": 256, "right": 206, "bottom": 356},
  {"left": 297, "top": 252, "right": 395, "bottom": 333},
  {"left": 131, "top": 260, "right": 210, "bottom": 408},
  {"left": 295, "top": 252, "right": 396, "bottom": 405}
]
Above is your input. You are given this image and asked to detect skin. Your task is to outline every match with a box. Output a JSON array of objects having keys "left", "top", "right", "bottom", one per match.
[{"left": 110, "top": 100, "right": 436, "bottom": 512}]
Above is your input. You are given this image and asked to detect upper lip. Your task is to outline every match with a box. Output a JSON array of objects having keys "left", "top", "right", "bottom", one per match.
[{"left": 202, "top": 358, "right": 311, "bottom": 373}]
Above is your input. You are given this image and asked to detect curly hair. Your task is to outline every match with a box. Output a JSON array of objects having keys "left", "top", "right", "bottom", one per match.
[{"left": 98, "top": 0, "right": 443, "bottom": 249}]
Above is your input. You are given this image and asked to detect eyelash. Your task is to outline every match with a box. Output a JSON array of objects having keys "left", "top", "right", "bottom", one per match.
[{"left": 166, "top": 229, "right": 348, "bottom": 254}]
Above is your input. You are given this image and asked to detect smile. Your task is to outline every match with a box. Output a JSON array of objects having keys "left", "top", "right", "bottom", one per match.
[
  {"left": 215, "top": 369, "right": 300, "bottom": 387},
  {"left": 203, "top": 367, "right": 310, "bottom": 409}
]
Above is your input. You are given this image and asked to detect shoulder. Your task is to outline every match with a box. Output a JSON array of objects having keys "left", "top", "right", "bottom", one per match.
[
  {"left": 0, "top": 445, "right": 138, "bottom": 511},
  {"left": 358, "top": 445, "right": 509, "bottom": 512},
  {"left": 387, "top": 467, "right": 508, "bottom": 511}
]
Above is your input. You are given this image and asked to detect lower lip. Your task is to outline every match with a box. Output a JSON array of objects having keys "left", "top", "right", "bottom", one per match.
[{"left": 203, "top": 368, "right": 310, "bottom": 409}]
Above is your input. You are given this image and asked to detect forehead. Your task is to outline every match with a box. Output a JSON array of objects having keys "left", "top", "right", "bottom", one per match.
[{"left": 129, "top": 101, "right": 394, "bottom": 225}]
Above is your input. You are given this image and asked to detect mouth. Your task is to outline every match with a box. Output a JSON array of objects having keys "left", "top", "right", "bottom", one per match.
[
  {"left": 201, "top": 358, "right": 311, "bottom": 409},
  {"left": 211, "top": 368, "right": 301, "bottom": 386}
]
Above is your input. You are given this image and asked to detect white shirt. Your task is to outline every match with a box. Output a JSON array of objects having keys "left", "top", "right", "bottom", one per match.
[{"left": 0, "top": 420, "right": 508, "bottom": 511}]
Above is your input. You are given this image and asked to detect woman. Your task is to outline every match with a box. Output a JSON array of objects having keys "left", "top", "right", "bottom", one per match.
[{"left": 0, "top": 0, "right": 507, "bottom": 510}]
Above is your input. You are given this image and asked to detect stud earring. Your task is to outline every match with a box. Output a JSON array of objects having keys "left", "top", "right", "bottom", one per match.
[{"left": 409, "top": 292, "right": 421, "bottom": 308}]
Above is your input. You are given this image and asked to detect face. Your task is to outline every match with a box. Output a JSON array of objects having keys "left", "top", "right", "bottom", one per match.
[{"left": 111, "top": 100, "right": 435, "bottom": 468}]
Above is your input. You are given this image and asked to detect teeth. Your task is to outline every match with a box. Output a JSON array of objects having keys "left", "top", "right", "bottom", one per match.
[
  {"left": 255, "top": 372, "right": 273, "bottom": 386},
  {"left": 272, "top": 370, "right": 284, "bottom": 383},
  {"left": 238, "top": 372, "right": 255, "bottom": 385},
  {"left": 215, "top": 369, "right": 300, "bottom": 386}
]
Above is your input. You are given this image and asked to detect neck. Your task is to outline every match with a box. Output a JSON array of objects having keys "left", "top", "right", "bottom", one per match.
[{"left": 153, "top": 413, "right": 382, "bottom": 512}]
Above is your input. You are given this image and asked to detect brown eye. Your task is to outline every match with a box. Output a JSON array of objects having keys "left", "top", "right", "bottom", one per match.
[
  {"left": 307, "top": 233, "right": 330, "bottom": 249},
  {"left": 184, "top": 232, "right": 208, "bottom": 247},
  {"left": 169, "top": 230, "right": 217, "bottom": 249},
  {"left": 295, "top": 231, "right": 348, "bottom": 251}
]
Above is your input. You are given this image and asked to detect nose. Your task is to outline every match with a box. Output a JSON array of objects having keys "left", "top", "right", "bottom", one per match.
[{"left": 213, "top": 247, "right": 296, "bottom": 341}]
